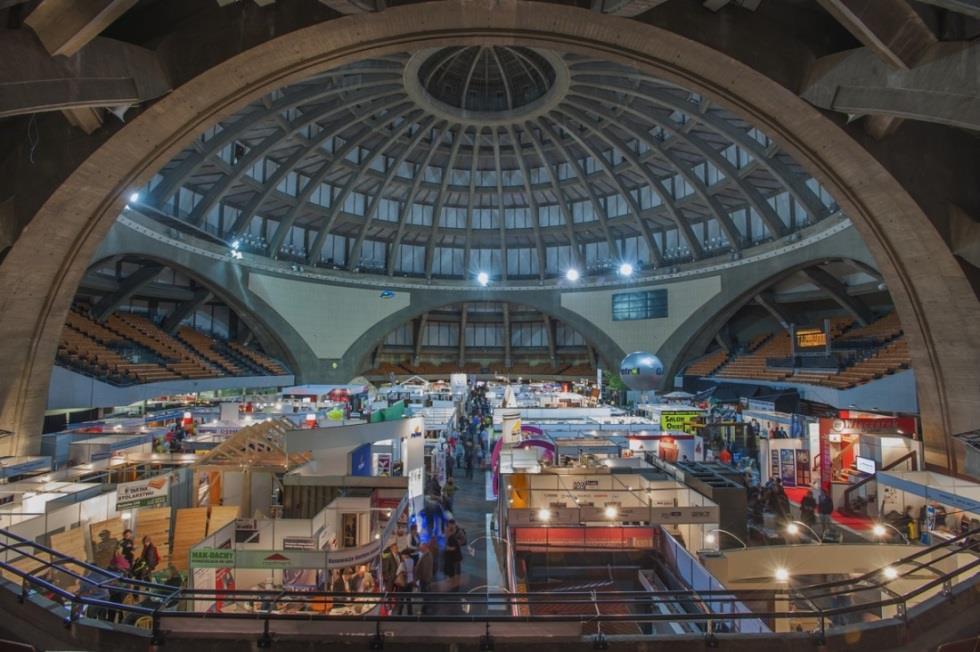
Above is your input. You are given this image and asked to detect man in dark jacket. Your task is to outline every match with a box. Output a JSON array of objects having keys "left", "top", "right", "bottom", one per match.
[
  {"left": 818, "top": 491, "right": 834, "bottom": 536},
  {"left": 414, "top": 542, "right": 434, "bottom": 614}
]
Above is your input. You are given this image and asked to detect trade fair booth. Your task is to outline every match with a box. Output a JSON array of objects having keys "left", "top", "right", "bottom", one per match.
[
  {"left": 501, "top": 466, "right": 720, "bottom": 555},
  {"left": 876, "top": 470, "right": 980, "bottom": 544},
  {"left": 188, "top": 494, "right": 407, "bottom": 614}
]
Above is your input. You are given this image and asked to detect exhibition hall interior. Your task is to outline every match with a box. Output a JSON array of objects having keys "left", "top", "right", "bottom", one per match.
[{"left": 0, "top": 0, "right": 978, "bottom": 650}]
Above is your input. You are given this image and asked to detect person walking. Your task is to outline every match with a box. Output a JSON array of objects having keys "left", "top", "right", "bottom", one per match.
[
  {"left": 442, "top": 478, "right": 457, "bottom": 513},
  {"left": 443, "top": 520, "right": 465, "bottom": 592},
  {"left": 414, "top": 542, "right": 434, "bottom": 614},
  {"left": 120, "top": 529, "right": 135, "bottom": 569},
  {"left": 465, "top": 449, "right": 474, "bottom": 479}
]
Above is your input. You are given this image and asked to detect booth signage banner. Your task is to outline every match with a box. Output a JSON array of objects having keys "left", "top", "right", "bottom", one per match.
[
  {"left": 828, "top": 417, "right": 917, "bottom": 435},
  {"left": 650, "top": 506, "right": 719, "bottom": 524},
  {"left": 326, "top": 540, "right": 382, "bottom": 568},
  {"left": 190, "top": 548, "right": 235, "bottom": 568},
  {"left": 116, "top": 476, "right": 169, "bottom": 510},
  {"left": 237, "top": 550, "right": 326, "bottom": 569},
  {"left": 659, "top": 412, "right": 701, "bottom": 433},
  {"left": 282, "top": 537, "right": 316, "bottom": 551}
]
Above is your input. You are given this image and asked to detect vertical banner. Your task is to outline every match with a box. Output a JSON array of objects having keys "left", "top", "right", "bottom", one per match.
[
  {"left": 770, "top": 449, "right": 780, "bottom": 483},
  {"left": 502, "top": 410, "right": 522, "bottom": 444},
  {"left": 818, "top": 418, "right": 833, "bottom": 491},
  {"left": 350, "top": 443, "right": 372, "bottom": 477}
]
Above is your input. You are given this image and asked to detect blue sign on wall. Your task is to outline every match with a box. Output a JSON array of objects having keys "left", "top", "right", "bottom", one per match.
[{"left": 350, "top": 443, "right": 372, "bottom": 477}]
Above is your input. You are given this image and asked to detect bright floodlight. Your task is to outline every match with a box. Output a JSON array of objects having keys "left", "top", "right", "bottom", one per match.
[
  {"left": 231, "top": 239, "right": 241, "bottom": 249},
  {"left": 872, "top": 524, "right": 887, "bottom": 537},
  {"left": 477, "top": 271, "right": 490, "bottom": 286},
  {"left": 565, "top": 268, "right": 580, "bottom": 282},
  {"left": 705, "top": 533, "right": 717, "bottom": 545},
  {"left": 604, "top": 505, "right": 618, "bottom": 519},
  {"left": 774, "top": 567, "right": 790, "bottom": 582},
  {"left": 882, "top": 566, "right": 899, "bottom": 580},
  {"left": 129, "top": 192, "right": 141, "bottom": 203},
  {"left": 618, "top": 262, "right": 634, "bottom": 277},
  {"left": 786, "top": 523, "right": 800, "bottom": 536},
  {"left": 537, "top": 508, "right": 552, "bottom": 522}
]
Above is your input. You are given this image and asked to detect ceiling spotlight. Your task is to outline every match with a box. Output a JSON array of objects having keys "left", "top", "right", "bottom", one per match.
[
  {"left": 604, "top": 505, "right": 618, "bottom": 519},
  {"left": 231, "top": 240, "right": 241, "bottom": 250},
  {"left": 774, "top": 567, "right": 790, "bottom": 582},
  {"left": 618, "top": 262, "right": 634, "bottom": 277},
  {"left": 882, "top": 566, "right": 899, "bottom": 580},
  {"left": 537, "top": 508, "right": 551, "bottom": 522},
  {"left": 565, "top": 268, "right": 580, "bottom": 282},
  {"left": 477, "top": 271, "right": 490, "bottom": 287},
  {"left": 129, "top": 192, "right": 141, "bottom": 203}
]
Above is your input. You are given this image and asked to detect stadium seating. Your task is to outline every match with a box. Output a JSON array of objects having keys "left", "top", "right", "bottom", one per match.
[
  {"left": 57, "top": 305, "right": 289, "bottom": 385},
  {"left": 701, "top": 312, "right": 909, "bottom": 390}
]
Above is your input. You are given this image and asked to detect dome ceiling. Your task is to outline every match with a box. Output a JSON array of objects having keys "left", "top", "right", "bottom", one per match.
[{"left": 142, "top": 48, "right": 840, "bottom": 281}]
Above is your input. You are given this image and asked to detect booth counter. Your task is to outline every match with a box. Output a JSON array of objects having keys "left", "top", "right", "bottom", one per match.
[{"left": 877, "top": 470, "right": 980, "bottom": 544}]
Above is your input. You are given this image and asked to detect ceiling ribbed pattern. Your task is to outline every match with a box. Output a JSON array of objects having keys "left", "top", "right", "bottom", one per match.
[{"left": 145, "top": 49, "right": 839, "bottom": 281}]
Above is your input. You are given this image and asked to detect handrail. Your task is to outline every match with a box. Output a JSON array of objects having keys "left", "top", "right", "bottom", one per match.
[
  {"left": 841, "top": 450, "right": 917, "bottom": 516},
  {"left": 0, "top": 527, "right": 977, "bottom": 634}
]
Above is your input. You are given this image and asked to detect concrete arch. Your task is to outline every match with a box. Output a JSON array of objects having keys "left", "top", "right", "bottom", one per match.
[
  {"left": 341, "top": 294, "right": 628, "bottom": 380},
  {"left": 0, "top": 1, "right": 974, "bottom": 470},
  {"left": 656, "top": 227, "right": 879, "bottom": 384},
  {"left": 90, "top": 225, "right": 322, "bottom": 382}
]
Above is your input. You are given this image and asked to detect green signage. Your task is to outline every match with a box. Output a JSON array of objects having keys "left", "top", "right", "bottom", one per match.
[{"left": 190, "top": 548, "right": 235, "bottom": 568}]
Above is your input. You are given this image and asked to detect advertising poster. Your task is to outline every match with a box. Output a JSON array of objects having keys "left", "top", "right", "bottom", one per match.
[
  {"left": 770, "top": 449, "right": 780, "bottom": 482},
  {"left": 795, "top": 450, "right": 811, "bottom": 486},
  {"left": 779, "top": 449, "right": 796, "bottom": 486},
  {"left": 116, "top": 475, "right": 169, "bottom": 510},
  {"left": 375, "top": 453, "right": 392, "bottom": 476},
  {"left": 659, "top": 411, "right": 701, "bottom": 434},
  {"left": 350, "top": 442, "right": 372, "bottom": 477}
]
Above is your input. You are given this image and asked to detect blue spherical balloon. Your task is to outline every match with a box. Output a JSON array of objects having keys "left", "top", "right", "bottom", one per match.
[{"left": 619, "top": 352, "right": 665, "bottom": 391}]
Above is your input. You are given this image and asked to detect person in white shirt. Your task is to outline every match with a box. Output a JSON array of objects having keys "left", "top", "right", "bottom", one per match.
[{"left": 395, "top": 549, "right": 415, "bottom": 615}]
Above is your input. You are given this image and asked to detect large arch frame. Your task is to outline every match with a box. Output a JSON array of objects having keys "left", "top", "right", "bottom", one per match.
[
  {"left": 0, "top": 0, "right": 975, "bottom": 470},
  {"left": 81, "top": 254, "right": 305, "bottom": 378},
  {"left": 345, "top": 295, "right": 628, "bottom": 379}
]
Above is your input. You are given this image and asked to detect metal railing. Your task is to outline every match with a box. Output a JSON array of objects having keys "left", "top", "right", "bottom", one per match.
[{"left": 0, "top": 527, "right": 978, "bottom": 645}]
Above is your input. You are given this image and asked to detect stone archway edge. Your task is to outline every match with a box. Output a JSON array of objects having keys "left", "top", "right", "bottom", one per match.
[{"left": 0, "top": 0, "right": 974, "bottom": 468}]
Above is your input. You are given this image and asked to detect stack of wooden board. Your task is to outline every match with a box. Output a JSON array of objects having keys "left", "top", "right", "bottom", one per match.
[
  {"left": 170, "top": 507, "right": 208, "bottom": 571},
  {"left": 134, "top": 507, "right": 172, "bottom": 568},
  {"left": 207, "top": 505, "right": 240, "bottom": 535}
]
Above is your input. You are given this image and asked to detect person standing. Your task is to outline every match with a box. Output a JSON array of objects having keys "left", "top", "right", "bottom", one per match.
[
  {"left": 443, "top": 520, "right": 464, "bottom": 591},
  {"left": 465, "top": 449, "right": 474, "bottom": 479},
  {"left": 818, "top": 490, "right": 834, "bottom": 536},
  {"left": 395, "top": 549, "right": 415, "bottom": 615},
  {"left": 414, "top": 542, "right": 434, "bottom": 614},
  {"left": 120, "top": 529, "right": 135, "bottom": 569},
  {"left": 137, "top": 535, "right": 160, "bottom": 580},
  {"left": 800, "top": 489, "right": 817, "bottom": 527}
]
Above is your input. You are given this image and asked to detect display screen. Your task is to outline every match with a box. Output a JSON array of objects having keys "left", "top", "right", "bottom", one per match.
[{"left": 796, "top": 328, "right": 827, "bottom": 349}]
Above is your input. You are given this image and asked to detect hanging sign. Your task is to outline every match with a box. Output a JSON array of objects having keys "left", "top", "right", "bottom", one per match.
[
  {"left": 190, "top": 548, "right": 235, "bottom": 568},
  {"left": 116, "top": 475, "right": 169, "bottom": 510}
]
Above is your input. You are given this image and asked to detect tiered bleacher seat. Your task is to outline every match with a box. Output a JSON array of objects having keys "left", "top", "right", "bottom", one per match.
[
  {"left": 178, "top": 327, "right": 245, "bottom": 375},
  {"left": 836, "top": 311, "right": 901, "bottom": 344},
  {"left": 714, "top": 332, "right": 792, "bottom": 382},
  {"left": 63, "top": 308, "right": 181, "bottom": 383},
  {"left": 825, "top": 336, "right": 910, "bottom": 388},
  {"left": 686, "top": 349, "right": 729, "bottom": 376},
  {"left": 105, "top": 313, "right": 217, "bottom": 379},
  {"left": 226, "top": 341, "right": 288, "bottom": 375}
]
